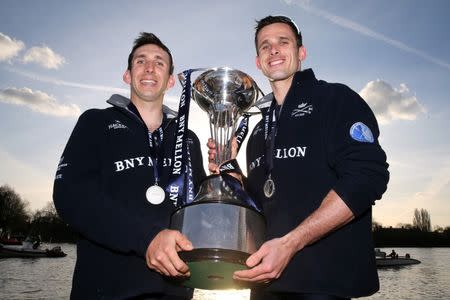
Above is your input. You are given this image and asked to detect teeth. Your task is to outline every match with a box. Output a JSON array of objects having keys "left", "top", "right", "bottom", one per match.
[
  {"left": 269, "top": 59, "right": 283, "bottom": 66},
  {"left": 141, "top": 80, "right": 156, "bottom": 84}
]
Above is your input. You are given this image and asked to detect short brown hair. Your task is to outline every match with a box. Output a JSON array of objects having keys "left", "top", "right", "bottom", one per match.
[
  {"left": 254, "top": 15, "right": 302, "bottom": 54},
  {"left": 127, "top": 32, "right": 174, "bottom": 74}
]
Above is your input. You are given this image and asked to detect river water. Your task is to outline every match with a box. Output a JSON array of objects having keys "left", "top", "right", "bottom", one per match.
[{"left": 1, "top": 245, "right": 449, "bottom": 299}]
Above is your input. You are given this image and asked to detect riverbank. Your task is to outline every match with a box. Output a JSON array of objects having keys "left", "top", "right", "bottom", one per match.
[{"left": 373, "top": 227, "right": 450, "bottom": 247}]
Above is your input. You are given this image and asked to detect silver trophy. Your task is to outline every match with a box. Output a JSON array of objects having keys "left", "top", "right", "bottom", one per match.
[{"left": 170, "top": 67, "right": 265, "bottom": 290}]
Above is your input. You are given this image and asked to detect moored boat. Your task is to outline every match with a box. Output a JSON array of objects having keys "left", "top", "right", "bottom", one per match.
[
  {"left": 376, "top": 256, "right": 421, "bottom": 267},
  {"left": 374, "top": 249, "right": 421, "bottom": 267},
  {"left": 0, "top": 240, "right": 66, "bottom": 258}
]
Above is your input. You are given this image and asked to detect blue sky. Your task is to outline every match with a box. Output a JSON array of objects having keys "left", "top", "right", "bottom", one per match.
[{"left": 1, "top": 0, "right": 449, "bottom": 228}]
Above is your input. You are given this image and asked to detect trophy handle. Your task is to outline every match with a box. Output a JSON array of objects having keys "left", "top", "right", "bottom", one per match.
[{"left": 177, "top": 68, "right": 209, "bottom": 85}]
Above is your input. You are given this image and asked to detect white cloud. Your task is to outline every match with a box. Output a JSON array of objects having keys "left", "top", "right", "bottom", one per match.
[
  {"left": 0, "top": 87, "right": 80, "bottom": 118},
  {"left": 359, "top": 80, "right": 426, "bottom": 125},
  {"left": 0, "top": 32, "right": 25, "bottom": 61},
  {"left": 22, "top": 45, "right": 65, "bottom": 69}
]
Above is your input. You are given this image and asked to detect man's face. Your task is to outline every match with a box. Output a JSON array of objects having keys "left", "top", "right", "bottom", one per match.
[
  {"left": 123, "top": 44, "right": 174, "bottom": 104},
  {"left": 255, "top": 23, "right": 305, "bottom": 82}
]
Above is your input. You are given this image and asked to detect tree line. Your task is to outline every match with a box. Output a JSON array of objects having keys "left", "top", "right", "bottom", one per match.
[
  {"left": 0, "top": 184, "right": 76, "bottom": 243},
  {"left": 373, "top": 208, "right": 450, "bottom": 247},
  {"left": 1, "top": 184, "right": 449, "bottom": 246}
]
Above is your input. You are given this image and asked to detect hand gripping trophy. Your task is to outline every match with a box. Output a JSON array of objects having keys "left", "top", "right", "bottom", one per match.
[{"left": 170, "top": 67, "right": 266, "bottom": 290}]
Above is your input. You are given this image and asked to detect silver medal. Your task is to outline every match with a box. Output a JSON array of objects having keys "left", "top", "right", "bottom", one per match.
[
  {"left": 263, "top": 177, "right": 275, "bottom": 198},
  {"left": 146, "top": 185, "right": 165, "bottom": 205}
]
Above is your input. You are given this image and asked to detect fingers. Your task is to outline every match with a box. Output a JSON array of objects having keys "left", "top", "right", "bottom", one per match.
[
  {"left": 147, "top": 248, "right": 178, "bottom": 276},
  {"left": 146, "top": 230, "right": 193, "bottom": 277},
  {"left": 174, "top": 231, "right": 193, "bottom": 252},
  {"left": 207, "top": 139, "right": 219, "bottom": 173},
  {"left": 208, "top": 148, "right": 216, "bottom": 162},
  {"left": 207, "top": 139, "right": 216, "bottom": 158},
  {"left": 246, "top": 247, "right": 266, "bottom": 268},
  {"left": 166, "top": 247, "right": 190, "bottom": 276},
  {"left": 207, "top": 138, "right": 216, "bottom": 149},
  {"left": 232, "top": 250, "right": 265, "bottom": 280},
  {"left": 233, "top": 241, "right": 285, "bottom": 283},
  {"left": 233, "top": 265, "right": 275, "bottom": 282},
  {"left": 208, "top": 162, "right": 220, "bottom": 174},
  {"left": 233, "top": 259, "right": 281, "bottom": 283}
]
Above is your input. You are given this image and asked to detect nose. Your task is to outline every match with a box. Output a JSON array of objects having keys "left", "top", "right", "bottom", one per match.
[
  {"left": 145, "top": 61, "right": 155, "bottom": 73},
  {"left": 270, "top": 44, "right": 280, "bottom": 56}
]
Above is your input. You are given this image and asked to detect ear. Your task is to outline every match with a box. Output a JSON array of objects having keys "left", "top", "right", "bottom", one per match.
[
  {"left": 298, "top": 45, "right": 307, "bottom": 62},
  {"left": 166, "top": 74, "right": 175, "bottom": 90},
  {"left": 123, "top": 70, "right": 131, "bottom": 84},
  {"left": 255, "top": 55, "right": 262, "bottom": 70}
]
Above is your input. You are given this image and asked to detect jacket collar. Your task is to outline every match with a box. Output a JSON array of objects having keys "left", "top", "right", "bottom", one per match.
[
  {"left": 254, "top": 68, "right": 317, "bottom": 112},
  {"left": 106, "top": 94, "right": 178, "bottom": 119},
  {"left": 106, "top": 94, "right": 177, "bottom": 129}
]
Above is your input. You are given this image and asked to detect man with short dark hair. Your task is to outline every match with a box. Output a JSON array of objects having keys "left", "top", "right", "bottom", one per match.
[
  {"left": 53, "top": 32, "right": 205, "bottom": 299},
  {"left": 232, "top": 16, "right": 390, "bottom": 300}
]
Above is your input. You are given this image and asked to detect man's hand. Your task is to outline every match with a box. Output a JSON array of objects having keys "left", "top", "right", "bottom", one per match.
[
  {"left": 233, "top": 190, "right": 354, "bottom": 283},
  {"left": 207, "top": 138, "right": 242, "bottom": 183},
  {"left": 207, "top": 138, "right": 220, "bottom": 174},
  {"left": 233, "top": 235, "right": 298, "bottom": 283},
  {"left": 146, "top": 229, "right": 193, "bottom": 277}
]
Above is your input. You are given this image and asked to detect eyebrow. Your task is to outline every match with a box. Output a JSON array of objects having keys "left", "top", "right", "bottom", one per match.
[
  {"left": 133, "top": 53, "right": 166, "bottom": 62},
  {"left": 258, "top": 36, "right": 292, "bottom": 48}
]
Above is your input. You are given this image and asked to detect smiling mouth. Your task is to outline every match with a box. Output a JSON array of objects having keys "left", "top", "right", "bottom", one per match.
[
  {"left": 269, "top": 59, "right": 284, "bottom": 67},
  {"left": 140, "top": 79, "right": 157, "bottom": 85}
]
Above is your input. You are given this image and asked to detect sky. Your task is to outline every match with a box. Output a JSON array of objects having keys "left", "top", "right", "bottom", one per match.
[{"left": 1, "top": 0, "right": 449, "bottom": 228}]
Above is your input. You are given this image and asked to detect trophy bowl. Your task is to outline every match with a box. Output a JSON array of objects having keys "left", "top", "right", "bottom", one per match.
[
  {"left": 170, "top": 68, "right": 265, "bottom": 290},
  {"left": 192, "top": 67, "right": 258, "bottom": 114}
]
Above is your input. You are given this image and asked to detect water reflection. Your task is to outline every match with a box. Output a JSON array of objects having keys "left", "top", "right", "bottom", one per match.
[{"left": 1, "top": 246, "right": 449, "bottom": 299}]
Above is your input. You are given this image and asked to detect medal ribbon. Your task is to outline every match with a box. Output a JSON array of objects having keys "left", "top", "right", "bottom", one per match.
[
  {"left": 264, "top": 101, "right": 281, "bottom": 176},
  {"left": 234, "top": 113, "right": 251, "bottom": 153},
  {"left": 148, "top": 127, "right": 164, "bottom": 185},
  {"left": 165, "top": 69, "right": 195, "bottom": 207}
]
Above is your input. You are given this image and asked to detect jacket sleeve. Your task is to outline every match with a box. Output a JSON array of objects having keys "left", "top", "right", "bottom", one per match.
[
  {"left": 326, "top": 85, "right": 389, "bottom": 217},
  {"left": 53, "top": 109, "right": 161, "bottom": 257}
]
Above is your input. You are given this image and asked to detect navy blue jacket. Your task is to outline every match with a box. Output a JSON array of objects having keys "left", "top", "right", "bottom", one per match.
[
  {"left": 53, "top": 94, "right": 205, "bottom": 299},
  {"left": 246, "top": 69, "right": 389, "bottom": 298}
]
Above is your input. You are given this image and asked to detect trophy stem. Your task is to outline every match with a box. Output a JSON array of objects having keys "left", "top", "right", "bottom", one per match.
[{"left": 208, "top": 108, "right": 239, "bottom": 165}]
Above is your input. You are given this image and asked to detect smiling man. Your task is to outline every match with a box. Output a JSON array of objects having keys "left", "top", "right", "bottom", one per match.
[
  {"left": 53, "top": 32, "right": 205, "bottom": 299},
  {"left": 232, "top": 16, "right": 390, "bottom": 300}
]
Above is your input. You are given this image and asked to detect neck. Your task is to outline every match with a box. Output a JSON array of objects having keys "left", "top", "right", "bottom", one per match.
[
  {"left": 270, "top": 74, "right": 295, "bottom": 105},
  {"left": 132, "top": 99, "right": 163, "bottom": 132}
]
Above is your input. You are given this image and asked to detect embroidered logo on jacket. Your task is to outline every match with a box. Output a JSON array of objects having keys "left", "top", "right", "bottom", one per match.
[
  {"left": 291, "top": 103, "right": 313, "bottom": 117},
  {"left": 108, "top": 120, "right": 128, "bottom": 130},
  {"left": 349, "top": 122, "right": 374, "bottom": 143}
]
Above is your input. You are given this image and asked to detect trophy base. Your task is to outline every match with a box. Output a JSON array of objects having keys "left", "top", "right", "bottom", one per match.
[{"left": 179, "top": 248, "right": 251, "bottom": 290}]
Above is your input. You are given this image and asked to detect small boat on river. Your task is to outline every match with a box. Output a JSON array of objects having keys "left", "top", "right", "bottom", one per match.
[
  {"left": 374, "top": 248, "right": 421, "bottom": 268},
  {"left": 376, "top": 256, "right": 421, "bottom": 267},
  {"left": 0, "top": 239, "right": 66, "bottom": 258}
]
